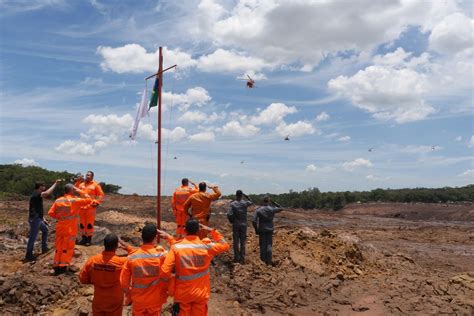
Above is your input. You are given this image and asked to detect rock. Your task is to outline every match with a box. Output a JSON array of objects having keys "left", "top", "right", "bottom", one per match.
[
  {"left": 233, "top": 300, "right": 240, "bottom": 308},
  {"left": 450, "top": 274, "right": 474, "bottom": 290},
  {"left": 354, "top": 267, "right": 364, "bottom": 275}
]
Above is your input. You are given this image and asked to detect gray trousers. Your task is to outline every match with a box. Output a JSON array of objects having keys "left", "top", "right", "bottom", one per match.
[
  {"left": 232, "top": 224, "right": 247, "bottom": 262},
  {"left": 258, "top": 232, "right": 273, "bottom": 264}
]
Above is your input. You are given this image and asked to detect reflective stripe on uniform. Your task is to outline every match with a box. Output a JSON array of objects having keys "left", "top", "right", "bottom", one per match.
[
  {"left": 176, "top": 268, "right": 209, "bottom": 281},
  {"left": 132, "top": 277, "right": 169, "bottom": 289},
  {"left": 173, "top": 244, "right": 209, "bottom": 250},
  {"left": 59, "top": 215, "right": 79, "bottom": 221},
  {"left": 128, "top": 253, "right": 165, "bottom": 260}
]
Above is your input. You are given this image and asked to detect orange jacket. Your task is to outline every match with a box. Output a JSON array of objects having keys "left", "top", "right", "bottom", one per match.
[
  {"left": 160, "top": 229, "right": 229, "bottom": 303},
  {"left": 78, "top": 180, "right": 105, "bottom": 210},
  {"left": 48, "top": 194, "right": 92, "bottom": 236},
  {"left": 120, "top": 244, "right": 169, "bottom": 309},
  {"left": 79, "top": 250, "right": 131, "bottom": 313},
  {"left": 172, "top": 185, "right": 198, "bottom": 213},
  {"left": 183, "top": 186, "right": 221, "bottom": 220}
]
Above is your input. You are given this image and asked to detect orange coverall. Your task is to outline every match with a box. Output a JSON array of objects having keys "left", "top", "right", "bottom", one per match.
[
  {"left": 48, "top": 194, "right": 92, "bottom": 268},
  {"left": 160, "top": 229, "right": 229, "bottom": 316},
  {"left": 183, "top": 187, "right": 221, "bottom": 239},
  {"left": 120, "top": 244, "right": 169, "bottom": 315},
  {"left": 172, "top": 184, "right": 198, "bottom": 239},
  {"left": 77, "top": 180, "right": 104, "bottom": 238},
  {"left": 79, "top": 246, "right": 134, "bottom": 316}
]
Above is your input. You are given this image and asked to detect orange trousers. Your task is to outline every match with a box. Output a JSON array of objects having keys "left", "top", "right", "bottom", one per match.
[
  {"left": 80, "top": 207, "right": 96, "bottom": 237},
  {"left": 175, "top": 209, "right": 189, "bottom": 239},
  {"left": 177, "top": 299, "right": 208, "bottom": 316},
  {"left": 53, "top": 235, "right": 76, "bottom": 267},
  {"left": 132, "top": 306, "right": 161, "bottom": 316},
  {"left": 92, "top": 306, "right": 122, "bottom": 316}
]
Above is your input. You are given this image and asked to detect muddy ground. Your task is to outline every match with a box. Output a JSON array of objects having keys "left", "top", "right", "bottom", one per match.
[{"left": 0, "top": 194, "right": 473, "bottom": 315}]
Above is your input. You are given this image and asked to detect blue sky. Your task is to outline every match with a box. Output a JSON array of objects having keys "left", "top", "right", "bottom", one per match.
[{"left": 0, "top": 0, "right": 473, "bottom": 195}]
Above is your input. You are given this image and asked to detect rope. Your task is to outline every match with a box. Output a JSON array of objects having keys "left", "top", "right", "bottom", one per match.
[{"left": 162, "top": 66, "right": 177, "bottom": 194}]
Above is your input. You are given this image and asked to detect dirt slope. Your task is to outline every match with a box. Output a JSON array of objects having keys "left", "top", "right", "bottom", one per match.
[{"left": 0, "top": 196, "right": 473, "bottom": 315}]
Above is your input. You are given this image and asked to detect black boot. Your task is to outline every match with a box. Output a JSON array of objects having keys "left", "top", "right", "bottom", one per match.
[
  {"left": 78, "top": 236, "right": 87, "bottom": 245},
  {"left": 54, "top": 267, "right": 66, "bottom": 276},
  {"left": 85, "top": 236, "right": 92, "bottom": 246}
]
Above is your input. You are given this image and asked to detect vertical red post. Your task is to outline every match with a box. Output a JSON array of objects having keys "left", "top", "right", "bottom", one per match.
[{"left": 157, "top": 47, "right": 163, "bottom": 231}]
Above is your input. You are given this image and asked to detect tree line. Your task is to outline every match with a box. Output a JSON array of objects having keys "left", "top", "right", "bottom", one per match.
[
  {"left": 0, "top": 164, "right": 121, "bottom": 197},
  {"left": 224, "top": 185, "right": 474, "bottom": 211}
]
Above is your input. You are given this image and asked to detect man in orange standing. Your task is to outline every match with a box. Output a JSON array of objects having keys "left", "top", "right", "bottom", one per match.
[
  {"left": 159, "top": 219, "right": 229, "bottom": 315},
  {"left": 79, "top": 233, "right": 135, "bottom": 316},
  {"left": 77, "top": 171, "right": 104, "bottom": 246},
  {"left": 48, "top": 184, "right": 93, "bottom": 275},
  {"left": 183, "top": 182, "right": 221, "bottom": 239},
  {"left": 120, "top": 223, "right": 169, "bottom": 315},
  {"left": 172, "top": 178, "right": 198, "bottom": 239}
]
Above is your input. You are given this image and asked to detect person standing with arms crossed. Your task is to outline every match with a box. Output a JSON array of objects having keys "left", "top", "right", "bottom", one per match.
[
  {"left": 77, "top": 171, "right": 104, "bottom": 246},
  {"left": 25, "top": 179, "right": 62, "bottom": 262}
]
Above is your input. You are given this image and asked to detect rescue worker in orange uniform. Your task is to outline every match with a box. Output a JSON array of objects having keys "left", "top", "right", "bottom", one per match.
[
  {"left": 77, "top": 171, "right": 105, "bottom": 246},
  {"left": 160, "top": 219, "right": 229, "bottom": 316},
  {"left": 183, "top": 182, "right": 221, "bottom": 239},
  {"left": 172, "top": 178, "right": 198, "bottom": 239},
  {"left": 120, "top": 223, "right": 169, "bottom": 315},
  {"left": 48, "top": 184, "right": 93, "bottom": 275},
  {"left": 79, "top": 234, "right": 135, "bottom": 316},
  {"left": 73, "top": 173, "right": 84, "bottom": 188}
]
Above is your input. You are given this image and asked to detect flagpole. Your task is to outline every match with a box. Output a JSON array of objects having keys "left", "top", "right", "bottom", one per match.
[{"left": 157, "top": 47, "right": 163, "bottom": 233}]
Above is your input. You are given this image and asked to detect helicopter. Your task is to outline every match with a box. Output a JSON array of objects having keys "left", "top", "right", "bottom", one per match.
[
  {"left": 246, "top": 75, "right": 255, "bottom": 88},
  {"left": 238, "top": 75, "right": 256, "bottom": 88}
]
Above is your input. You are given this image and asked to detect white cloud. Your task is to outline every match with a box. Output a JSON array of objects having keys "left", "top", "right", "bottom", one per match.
[
  {"left": 250, "top": 103, "right": 297, "bottom": 125},
  {"left": 162, "top": 87, "right": 211, "bottom": 111},
  {"left": 197, "top": 49, "right": 270, "bottom": 73},
  {"left": 458, "top": 169, "right": 474, "bottom": 178},
  {"left": 179, "top": 111, "right": 207, "bottom": 123},
  {"left": 401, "top": 145, "right": 442, "bottom": 154},
  {"left": 13, "top": 158, "right": 39, "bottom": 167},
  {"left": 338, "top": 136, "right": 351, "bottom": 142},
  {"left": 469, "top": 135, "right": 474, "bottom": 148},
  {"left": 55, "top": 140, "right": 95, "bottom": 155},
  {"left": 366, "top": 174, "right": 388, "bottom": 181},
  {"left": 162, "top": 127, "right": 187, "bottom": 142},
  {"left": 343, "top": 158, "right": 373, "bottom": 171},
  {"left": 219, "top": 173, "right": 229, "bottom": 178},
  {"left": 189, "top": 131, "right": 215, "bottom": 142},
  {"left": 316, "top": 111, "right": 330, "bottom": 122},
  {"left": 306, "top": 164, "right": 317, "bottom": 172},
  {"left": 196, "top": 1, "right": 458, "bottom": 71},
  {"left": 429, "top": 13, "right": 473, "bottom": 56},
  {"left": 276, "top": 121, "right": 315, "bottom": 137},
  {"left": 97, "top": 44, "right": 196, "bottom": 73},
  {"left": 221, "top": 120, "right": 260, "bottom": 137},
  {"left": 328, "top": 61, "right": 435, "bottom": 123},
  {"left": 306, "top": 164, "right": 333, "bottom": 173},
  {"left": 454, "top": 136, "right": 462, "bottom": 142}
]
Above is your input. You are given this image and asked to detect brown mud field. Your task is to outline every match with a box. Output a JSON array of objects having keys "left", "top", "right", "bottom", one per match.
[{"left": 0, "top": 194, "right": 473, "bottom": 315}]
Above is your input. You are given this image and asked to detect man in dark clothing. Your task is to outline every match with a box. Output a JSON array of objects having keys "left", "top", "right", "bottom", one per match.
[
  {"left": 252, "top": 196, "right": 283, "bottom": 265},
  {"left": 25, "top": 180, "right": 61, "bottom": 261},
  {"left": 228, "top": 190, "right": 252, "bottom": 263}
]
